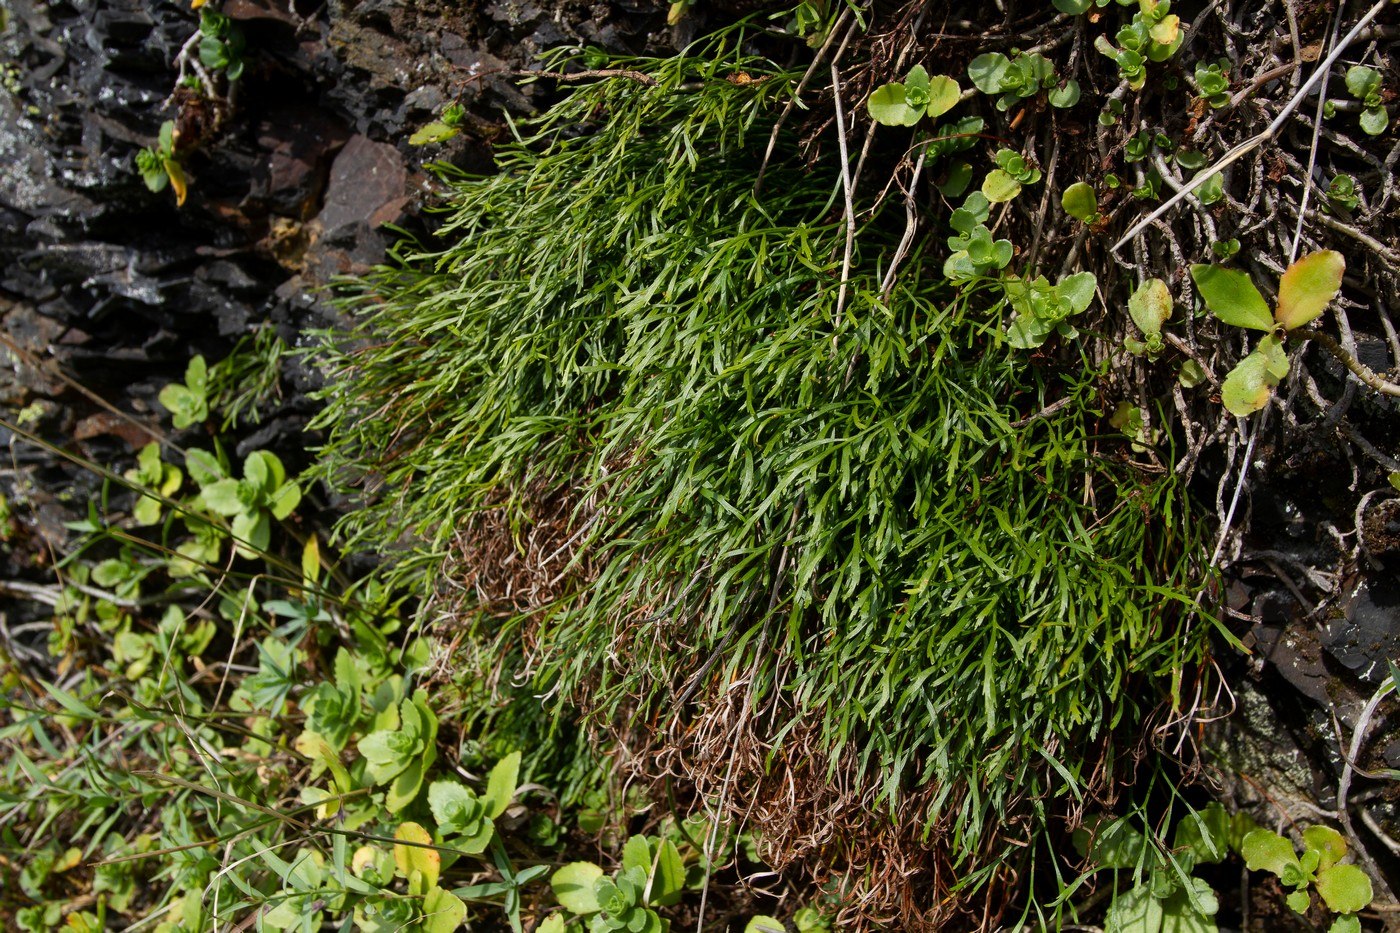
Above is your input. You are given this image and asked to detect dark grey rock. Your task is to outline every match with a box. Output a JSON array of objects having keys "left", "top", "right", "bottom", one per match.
[{"left": 1323, "top": 575, "right": 1400, "bottom": 682}]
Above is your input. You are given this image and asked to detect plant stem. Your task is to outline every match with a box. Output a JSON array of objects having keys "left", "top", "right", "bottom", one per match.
[{"left": 1294, "top": 328, "right": 1400, "bottom": 397}]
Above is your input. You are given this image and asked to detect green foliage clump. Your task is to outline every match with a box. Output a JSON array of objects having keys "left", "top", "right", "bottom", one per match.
[
  {"left": 312, "top": 35, "right": 1211, "bottom": 872},
  {"left": 1190, "top": 250, "right": 1345, "bottom": 416},
  {"left": 866, "top": 65, "right": 959, "bottom": 127},
  {"left": 135, "top": 120, "right": 188, "bottom": 205},
  {"left": 1241, "top": 825, "right": 1374, "bottom": 930},
  {"left": 1343, "top": 65, "right": 1389, "bottom": 136}
]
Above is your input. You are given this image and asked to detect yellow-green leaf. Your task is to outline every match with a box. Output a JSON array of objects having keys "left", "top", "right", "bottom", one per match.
[
  {"left": 1149, "top": 15, "right": 1179, "bottom": 46},
  {"left": 386, "top": 758, "right": 426, "bottom": 813},
  {"left": 552, "top": 862, "right": 604, "bottom": 914},
  {"left": 1315, "top": 863, "right": 1372, "bottom": 914},
  {"left": 422, "top": 887, "right": 467, "bottom": 933},
  {"left": 482, "top": 751, "right": 520, "bottom": 819},
  {"left": 982, "top": 169, "right": 1021, "bottom": 203},
  {"left": 1240, "top": 828, "right": 1300, "bottom": 877},
  {"left": 393, "top": 822, "right": 440, "bottom": 890},
  {"left": 867, "top": 83, "right": 920, "bottom": 127},
  {"left": 1191, "top": 264, "right": 1272, "bottom": 331},
  {"left": 1128, "top": 278, "right": 1172, "bottom": 338},
  {"left": 409, "top": 122, "right": 460, "bottom": 146},
  {"left": 1061, "top": 182, "right": 1097, "bottom": 221},
  {"left": 1275, "top": 249, "right": 1344, "bottom": 330},
  {"left": 301, "top": 534, "right": 322, "bottom": 586},
  {"left": 1302, "top": 825, "right": 1347, "bottom": 871},
  {"left": 651, "top": 839, "right": 686, "bottom": 906},
  {"left": 164, "top": 159, "right": 188, "bottom": 207},
  {"left": 1221, "top": 336, "right": 1288, "bottom": 417},
  {"left": 924, "top": 75, "right": 961, "bottom": 119}
]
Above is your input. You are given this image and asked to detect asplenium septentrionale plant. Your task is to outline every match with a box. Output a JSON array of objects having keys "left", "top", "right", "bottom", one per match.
[
  {"left": 313, "top": 33, "right": 1214, "bottom": 895},
  {"left": 1190, "top": 250, "right": 1345, "bottom": 416}
]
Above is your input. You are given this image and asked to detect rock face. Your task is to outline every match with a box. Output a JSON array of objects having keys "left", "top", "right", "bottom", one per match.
[{"left": 0, "top": 0, "right": 666, "bottom": 556}]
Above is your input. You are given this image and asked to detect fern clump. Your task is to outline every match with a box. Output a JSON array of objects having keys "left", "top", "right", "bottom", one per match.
[{"left": 312, "top": 32, "right": 1210, "bottom": 897}]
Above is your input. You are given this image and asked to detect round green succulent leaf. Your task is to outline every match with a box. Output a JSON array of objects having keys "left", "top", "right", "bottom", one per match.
[
  {"left": 1315, "top": 863, "right": 1373, "bottom": 914},
  {"left": 867, "top": 83, "right": 921, "bottom": 126}
]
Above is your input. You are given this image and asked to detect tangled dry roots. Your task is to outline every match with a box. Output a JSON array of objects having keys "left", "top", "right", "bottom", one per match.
[
  {"left": 438, "top": 485, "right": 1119, "bottom": 929},
  {"left": 441, "top": 476, "right": 600, "bottom": 630}
]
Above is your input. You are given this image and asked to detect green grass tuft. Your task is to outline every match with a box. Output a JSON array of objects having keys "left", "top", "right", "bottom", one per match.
[{"left": 311, "top": 30, "right": 1211, "bottom": 871}]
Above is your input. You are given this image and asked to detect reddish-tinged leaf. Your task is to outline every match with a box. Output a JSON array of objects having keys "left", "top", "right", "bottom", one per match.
[{"left": 1276, "top": 250, "right": 1344, "bottom": 330}]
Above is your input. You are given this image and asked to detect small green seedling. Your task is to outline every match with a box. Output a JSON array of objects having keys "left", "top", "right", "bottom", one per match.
[
  {"left": 982, "top": 148, "right": 1042, "bottom": 202},
  {"left": 1172, "top": 152, "right": 1223, "bottom": 204},
  {"left": 1110, "top": 403, "right": 1158, "bottom": 453},
  {"left": 303, "top": 647, "right": 363, "bottom": 751},
  {"left": 867, "top": 65, "right": 960, "bottom": 127},
  {"left": 1061, "top": 182, "right": 1100, "bottom": 223},
  {"left": 198, "top": 8, "right": 246, "bottom": 80},
  {"left": 1194, "top": 60, "right": 1230, "bottom": 108},
  {"left": 1100, "top": 97, "right": 1126, "bottom": 126},
  {"left": 1344, "top": 66, "right": 1389, "bottom": 136},
  {"left": 197, "top": 449, "right": 301, "bottom": 557},
  {"left": 1326, "top": 174, "right": 1360, "bottom": 212},
  {"left": 123, "top": 442, "right": 182, "bottom": 526},
  {"left": 967, "top": 50, "right": 1078, "bottom": 111},
  {"left": 1210, "top": 238, "right": 1240, "bottom": 260},
  {"left": 549, "top": 834, "right": 686, "bottom": 933},
  {"left": 1194, "top": 169, "right": 1224, "bottom": 205},
  {"left": 1124, "top": 278, "right": 1171, "bottom": 357},
  {"left": 410, "top": 102, "right": 468, "bottom": 145},
  {"left": 1241, "top": 825, "right": 1373, "bottom": 933},
  {"left": 944, "top": 191, "right": 1013, "bottom": 280},
  {"left": 135, "top": 120, "right": 188, "bottom": 206},
  {"left": 925, "top": 115, "right": 985, "bottom": 195},
  {"left": 1003, "top": 271, "right": 1097, "bottom": 349},
  {"left": 427, "top": 751, "right": 520, "bottom": 854},
  {"left": 1178, "top": 359, "right": 1207, "bottom": 387},
  {"left": 357, "top": 690, "right": 439, "bottom": 812},
  {"left": 1124, "top": 129, "right": 1170, "bottom": 164},
  {"left": 1190, "top": 249, "right": 1345, "bottom": 416},
  {"left": 158, "top": 355, "right": 209, "bottom": 427}
]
